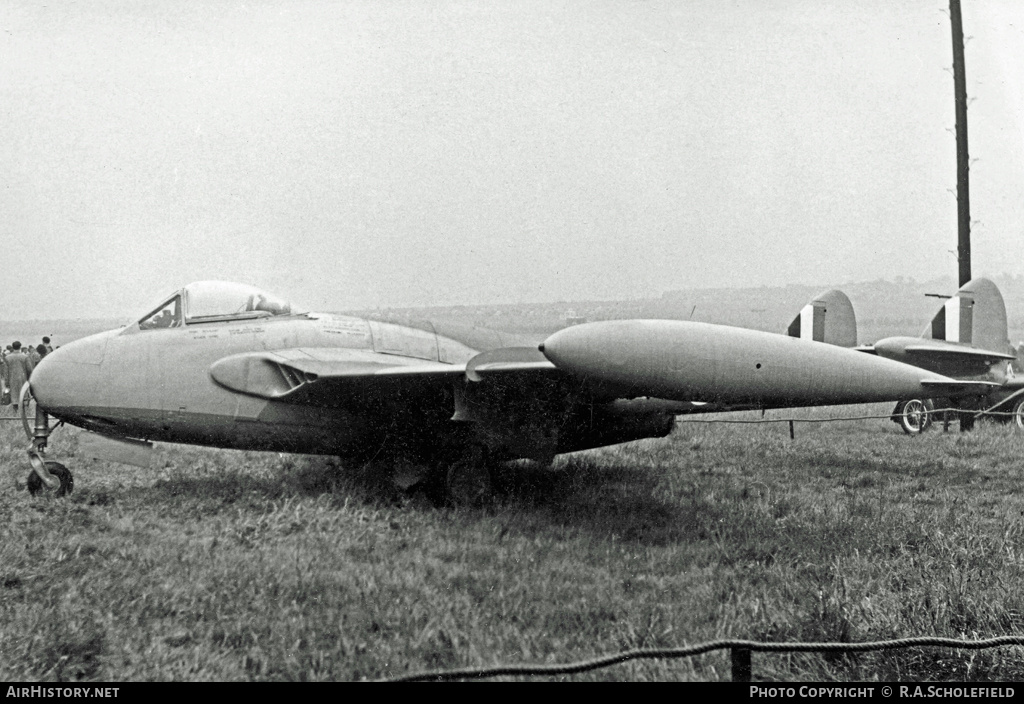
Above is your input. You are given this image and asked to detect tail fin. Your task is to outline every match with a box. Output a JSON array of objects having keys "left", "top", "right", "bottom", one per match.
[
  {"left": 786, "top": 289, "right": 857, "bottom": 347},
  {"left": 922, "top": 277, "right": 1010, "bottom": 353}
]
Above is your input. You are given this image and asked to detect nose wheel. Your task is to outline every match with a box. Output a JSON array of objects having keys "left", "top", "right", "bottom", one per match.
[
  {"left": 20, "top": 382, "right": 73, "bottom": 496},
  {"left": 26, "top": 458, "right": 73, "bottom": 496}
]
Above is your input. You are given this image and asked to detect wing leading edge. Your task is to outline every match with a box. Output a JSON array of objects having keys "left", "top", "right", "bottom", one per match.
[{"left": 209, "top": 346, "right": 558, "bottom": 405}]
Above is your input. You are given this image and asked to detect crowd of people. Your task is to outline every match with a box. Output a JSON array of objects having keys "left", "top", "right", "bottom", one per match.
[{"left": 1, "top": 337, "right": 53, "bottom": 412}]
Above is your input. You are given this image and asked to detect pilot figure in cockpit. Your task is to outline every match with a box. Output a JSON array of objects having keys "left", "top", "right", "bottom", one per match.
[
  {"left": 248, "top": 294, "right": 287, "bottom": 315},
  {"left": 154, "top": 310, "right": 174, "bottom": 328}
]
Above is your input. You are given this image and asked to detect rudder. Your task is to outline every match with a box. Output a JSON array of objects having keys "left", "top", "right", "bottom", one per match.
[
  {"left": 921, "top": 277, "right": 1010, "bottom": 354},
  {"left": 786, "top": 289, "right": 857, "bottom": 347}
]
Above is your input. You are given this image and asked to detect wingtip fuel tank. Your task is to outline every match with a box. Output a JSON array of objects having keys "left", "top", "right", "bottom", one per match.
[{"left": 541, "top": 319, "right": 978, "bottom": 409}]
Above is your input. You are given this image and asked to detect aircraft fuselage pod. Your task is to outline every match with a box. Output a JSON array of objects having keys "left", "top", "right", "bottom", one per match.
[{"left": 540, "top": 319, "right": 991, "bottom": 409}]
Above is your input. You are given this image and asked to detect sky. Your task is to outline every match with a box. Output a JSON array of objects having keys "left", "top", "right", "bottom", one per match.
[{"left": 2, "top": 0, "right": 1023, "bottom": 320}]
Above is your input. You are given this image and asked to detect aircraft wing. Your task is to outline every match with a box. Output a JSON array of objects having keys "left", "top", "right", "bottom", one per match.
[
  {"left": 855, "top": 343, "right": 1012, "bottom": 361},
  {"left": 919, "top": 379, "right": 1002, "bottom": 396},
  {"left": 902, "top": 344, "right": 1015, "bottom": 362},
  {"left": 464, "top": 346, "right": 559, "bottom": 381},
  {"left": 209, "top": 346, "right": 558, "bottom": 405}
]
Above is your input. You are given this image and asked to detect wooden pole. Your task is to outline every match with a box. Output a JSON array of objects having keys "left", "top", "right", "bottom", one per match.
[
  {"left": 950, "top": 0, "right": 971, "bottom": 287},
  {"left": 731, "top": 647, "right": 752, "bottom": 682}
]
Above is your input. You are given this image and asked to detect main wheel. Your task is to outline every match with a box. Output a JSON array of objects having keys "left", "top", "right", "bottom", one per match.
[
  {"left": 444, "top": 445, "right": 492, "bottom": 508},
  {"left": 1011, "top": 397, "right": 1024, "bottom": 431},
  {"left": 898, "top": 399, "right": 932, "bottom": 435},
  {"left": 26, "top": 461, "right": 74, "bottom": 497}
]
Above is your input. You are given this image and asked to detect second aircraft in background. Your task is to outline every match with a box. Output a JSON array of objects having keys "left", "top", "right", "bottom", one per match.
[
  {"left": 780, "top": 278, "right": 1023, "bottom": 434},
  {"left": 856, "top": 277, "right": 1023, "bottom": 433}
]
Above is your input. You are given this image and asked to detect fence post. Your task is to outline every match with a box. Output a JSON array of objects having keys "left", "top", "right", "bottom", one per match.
[{"left": 731, "top": 647, "right": 752, "bottom": 682}]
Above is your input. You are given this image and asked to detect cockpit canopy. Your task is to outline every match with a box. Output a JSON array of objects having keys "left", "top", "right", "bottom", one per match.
[{"left": 138, "top": 281, "right": 302, "bottom": 330}]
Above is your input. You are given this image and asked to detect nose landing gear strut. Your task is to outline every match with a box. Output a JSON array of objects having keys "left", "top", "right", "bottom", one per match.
[{"left": 20, "top": 382, "right": 73, "bottom": 497}]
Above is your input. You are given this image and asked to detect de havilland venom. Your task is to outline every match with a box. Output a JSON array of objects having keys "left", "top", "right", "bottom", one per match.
[{"left": 20, "top": 280, "right": 994, "bottom": 502}]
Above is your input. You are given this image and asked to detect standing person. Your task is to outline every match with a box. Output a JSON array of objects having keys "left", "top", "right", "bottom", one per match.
[
  {"left": 0, "top": 347, "right": 8, "bottom": 406},
  {"left": 6, "top": 342, "right": 35, "bottom": 413},
  {"left": 28, "top": 344, "right": 41, "bottom": 367},
  {"left": 42, "top": 336, "right": 53, "bottom": 354}
]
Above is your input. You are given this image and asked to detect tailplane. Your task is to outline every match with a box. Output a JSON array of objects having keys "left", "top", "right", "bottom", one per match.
[{"left": 786, "top": 289, "right": 857, "bottom": 347}]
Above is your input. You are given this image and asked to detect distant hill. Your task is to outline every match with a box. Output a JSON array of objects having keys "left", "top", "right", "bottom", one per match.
[
  {"left": 348, "top": 274, "right": 1024, "bottom": 345},
  {"left": 659, "top": 274, "right": 1024, "bottom": 344},
  {"left": 5, "top": 275, "right": 1024, "bottom": 350}
]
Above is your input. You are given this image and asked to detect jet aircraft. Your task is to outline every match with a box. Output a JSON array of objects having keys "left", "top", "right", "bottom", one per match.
[
  {"left": 22, "top": 281, "right": 988, "bottom": 502},
  {"left": 22, "top": 281, "right": 677, "bottom": 501}
]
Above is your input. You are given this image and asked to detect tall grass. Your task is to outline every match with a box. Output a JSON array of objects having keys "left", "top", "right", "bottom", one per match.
[{"left": 1, "top": 405, "right": 1023, "bottom": 680}]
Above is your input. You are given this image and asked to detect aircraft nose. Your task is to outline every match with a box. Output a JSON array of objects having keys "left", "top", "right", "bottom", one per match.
[
  {"left": 541, "top": 321, "right": 641, "bottom": 375},
  {"left": 29, "top": 351, "right": 66, "bottom": 409},
  {"left": 30, "top": 333, "right": 110, "bottom": 412},
  {"left": 539, "top": 325, "right": 592, "bottom": 370},
  {"left": 871, "top": 338, "right": 905, "bottom": 361}
]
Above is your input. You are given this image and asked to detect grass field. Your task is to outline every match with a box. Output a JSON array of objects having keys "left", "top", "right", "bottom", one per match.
[{"left": 1, "top": 405, "right": 1023, "bottom": 681}]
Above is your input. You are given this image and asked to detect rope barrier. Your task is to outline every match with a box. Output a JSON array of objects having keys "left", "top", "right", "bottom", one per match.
[
  {"left": 383, "top": 634, "right": 1024, "bottom": 682},
  {"left": 675, "top": 406, "right": 1022, "bottom": 425},
  {"left": 676, "top": 413, "right": 896, "bottom": 424}
]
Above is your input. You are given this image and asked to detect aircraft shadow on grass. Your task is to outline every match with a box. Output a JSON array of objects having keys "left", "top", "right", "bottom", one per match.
[{"left": 105, "top": 453, "right": 693, "bottom": 546}]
